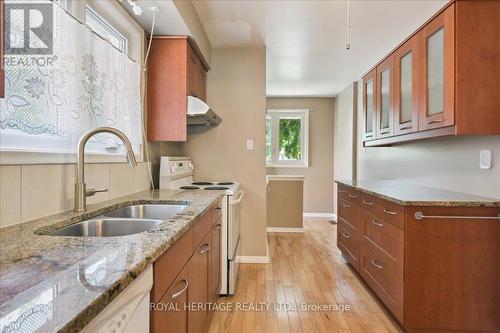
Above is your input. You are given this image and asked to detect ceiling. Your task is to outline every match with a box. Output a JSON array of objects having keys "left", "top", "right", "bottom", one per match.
[{"left": 192, "top": 0, "right": 448, "bottom": 97}]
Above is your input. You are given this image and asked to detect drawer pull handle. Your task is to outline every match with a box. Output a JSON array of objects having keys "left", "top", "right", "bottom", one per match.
[
  {"left": 348, "top": 194, "right": 358, "bottom": 198},
  {"left": 338, "top": 189, "right": 346, "bottom": 193},
  {"left": 414, "top": 212, "right": 500, "bottom": 220},
  {"left": 371, "top": 259, "right": 383, "bottom": 269},
  {"left": 427, "top": 118, "right": 444, "bottom": 125},
  {"left": 363, "top": 200, "right": 374, "bottom": 205},
  {"left": 215, "top": 207, "right": 222, "bottom": 211},
  {"left": 342, "top": 232, "right": 351, "bottom": 239},
  {"left": 214, "top": 223, "right": 222, "bottom": 231},
  {"left": 372, "top": 220, "right": 383, "bottom": 227},
  {"left": 400, "top": 125, "right": 412, "bottom": 130},
  {"left": 383, "top": 208, "right": 397, "bottom": 215},
  {"left": 199, "top": 243, "right": 210, "bottom": 254},
  {"left": 379, "top": 130, "right": 390, "bottom": 135},
  {"left": 171, "top": 278, "right": 189, "bottom": 299},
  {"left": 343, "top": 204, "right": 352, "bottom": 208}
]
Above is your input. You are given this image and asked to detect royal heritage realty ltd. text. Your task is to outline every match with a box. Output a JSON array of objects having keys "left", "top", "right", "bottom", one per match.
[{"left": 150, "top": 302, "right": 351, "bottom": 313}]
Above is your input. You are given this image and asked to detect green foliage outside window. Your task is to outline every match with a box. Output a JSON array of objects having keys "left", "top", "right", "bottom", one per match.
[{"left": 279, "top": 118, "right": 301, "bottom": 160}]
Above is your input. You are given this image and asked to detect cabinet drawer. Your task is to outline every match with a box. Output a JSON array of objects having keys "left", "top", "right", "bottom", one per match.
[
  {"left": 211, "top": 200, "right": 222, "bottom": 225},
  {"left": 152, "top": 229, "right": 193, "bottom": 303},
  {"left": 360, "top": 239, "right": 404, "bottom": 323},
  {"left": 338, "top": 184, "right": 360, "bottom": 205},
  {"left": 192, "top": 211, "right": 212, "bottom": 249},
  {"left": 338, "top": 198, "right": 360, "bottom": 231},
  {"left": 361, "top": 210, "right": 404, "bottom": 279},
  {"left": 360, "top": 192, "right": 405, "bottom": 229},
  {"left": 337, "top": 219, "right": 360, "bottom": 271}
]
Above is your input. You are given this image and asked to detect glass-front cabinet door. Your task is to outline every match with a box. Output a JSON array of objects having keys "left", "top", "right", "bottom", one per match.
[
  {"left": 362, "top": 69, "right": 376, "bottom": 141},
  {"left": 419, "top": 4, "right": 455, "bottom": 131},
  {"left": 394, "top": 37, "right": 419, "bottom": 135},
  {"left": 376, "top": 55, "right": 394, "bottom": 138}
]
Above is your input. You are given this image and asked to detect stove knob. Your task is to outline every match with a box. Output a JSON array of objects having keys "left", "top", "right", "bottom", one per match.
[{"left": 188, "top": 162, "right": 194, "bottom": 169}]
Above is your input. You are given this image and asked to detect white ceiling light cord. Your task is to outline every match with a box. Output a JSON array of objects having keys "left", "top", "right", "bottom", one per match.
[
  {"left": 141, "top": 6, "right": 159, "bottom": 190},
  {"left": 346, "top": 0, "right": 351, "bottom": 50}
]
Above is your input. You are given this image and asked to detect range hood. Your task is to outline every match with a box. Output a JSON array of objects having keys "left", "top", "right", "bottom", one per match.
[{"left": 187, "top": 96, "right": 221, "bottom": 126}]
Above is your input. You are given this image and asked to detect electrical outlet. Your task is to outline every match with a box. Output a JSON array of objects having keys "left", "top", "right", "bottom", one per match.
[
  {"left": 246, "top": 139, "right": 254, "bottom": 151},
  {"left": 479, "top": 150, "right": 492, "bottom": 169}
]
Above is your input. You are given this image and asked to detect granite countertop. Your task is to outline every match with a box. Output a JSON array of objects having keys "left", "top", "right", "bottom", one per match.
[
  {"left": 335, "top": 180, "right": 500, "bottom": 207},
  {"left": 0, "top": 189, "right": 224, "bottom": 333}
]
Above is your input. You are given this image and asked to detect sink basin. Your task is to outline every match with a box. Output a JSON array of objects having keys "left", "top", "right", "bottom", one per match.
[
  {"left": 102, "top": 204, "right": 188, "bottom": 220},
  {"left": 48, "top": 218, "right": 163, "bottom": 237}
]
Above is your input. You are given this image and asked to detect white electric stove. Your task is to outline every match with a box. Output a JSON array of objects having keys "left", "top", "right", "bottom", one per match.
[{"left": 159, "top": 156, "right": 243, "bottom": 295}]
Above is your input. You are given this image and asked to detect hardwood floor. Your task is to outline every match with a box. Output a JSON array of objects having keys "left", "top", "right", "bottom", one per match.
[{"left": 208, "top": 218, "right": 403, "bottom": 333}]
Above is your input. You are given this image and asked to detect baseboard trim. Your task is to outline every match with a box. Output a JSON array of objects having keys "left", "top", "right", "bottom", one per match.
[
  {"left": 303, "top": 212, "right": 335, "bottom": 219},
  {"left": 237, "top": 255, "right": 270, "bottom": 264},
  {"left": 266, "top": 227, "right": 304, "bottom": 233}
]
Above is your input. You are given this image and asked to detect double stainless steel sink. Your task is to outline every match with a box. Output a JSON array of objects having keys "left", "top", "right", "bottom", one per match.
[{"left": 48, "top": 204, "right": 188, "bottom": 237}]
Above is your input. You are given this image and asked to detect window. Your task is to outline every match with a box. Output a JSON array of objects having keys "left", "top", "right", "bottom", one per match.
[
  {"left": 0, "top": 0, "right": 144, "bottom": 164},
  {"left": 266, "top": 109, "right": 309, "bottom": 168},
  {"left": 85, "top": 5, "right": 128, "bottom": 53}
]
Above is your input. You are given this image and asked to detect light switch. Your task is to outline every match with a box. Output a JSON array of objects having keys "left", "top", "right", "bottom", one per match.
[
  {"left": 479, "top": 150, "right": 492, "bottom": 169},
  {"left": 246, "top": 139, "right": 254, "bottom": 151}
]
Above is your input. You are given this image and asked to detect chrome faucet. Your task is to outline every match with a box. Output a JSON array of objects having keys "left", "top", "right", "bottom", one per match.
[{"left": 75, "top": 127, "right": 137, "bottom": 212}]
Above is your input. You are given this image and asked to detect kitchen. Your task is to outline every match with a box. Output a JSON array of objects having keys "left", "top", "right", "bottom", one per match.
[{"left": 0, "top": 0, "right": 499, "bottom": 333}]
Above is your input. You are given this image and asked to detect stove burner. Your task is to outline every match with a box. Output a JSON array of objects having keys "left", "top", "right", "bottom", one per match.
[
  {"left": 192, "top": 182, "right": 214, "bottom": 185},
  {"left": 217, "top": 182, "right": 234, "bottom": 185},
  {"left": 204, "top": 186, "right": 230, "bottom": 190},
  {"left": 180, "top": 186, "right": 200, "bottom": 190}
]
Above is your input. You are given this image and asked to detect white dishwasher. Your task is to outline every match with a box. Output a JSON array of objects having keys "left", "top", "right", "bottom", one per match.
[{"left": 81, "top": 266, "right": 153, "bottom": 333}]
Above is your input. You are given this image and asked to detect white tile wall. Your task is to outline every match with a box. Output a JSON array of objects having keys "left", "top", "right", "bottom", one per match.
[{"left": 0, "top": 162, "right": 151, "bottom": 227}]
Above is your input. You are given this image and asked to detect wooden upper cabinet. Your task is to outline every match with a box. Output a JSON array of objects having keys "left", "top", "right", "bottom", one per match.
[
  {"left": 418, "top": 4, "right": 455, "bottom": 131},
  {"left": 362, "top": 69, "right": 376, "bottom": 141},
  {"left": 147, "top": 36, "right": 208, "bottom": 142},
  {"left": 375, "top": 55, "right": 394, "bottom": 138},
  {"left": 393, "top": 37, "right": 419, "bottom": 135},
  {"left": 362, "top": 1, "right": 500, "bottom": 147}
]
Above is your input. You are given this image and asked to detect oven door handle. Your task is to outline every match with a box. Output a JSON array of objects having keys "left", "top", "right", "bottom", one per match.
[{"left": 230, "top": 191, "right": 245, "bottom": 205}]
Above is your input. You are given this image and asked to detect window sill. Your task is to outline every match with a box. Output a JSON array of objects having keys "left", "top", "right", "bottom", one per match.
[
  {"left": 0, "top": 150, "right": 144, "bottom": 165},
  {"left": 266, "top": 162, "right": 309, "bottom": 168}
]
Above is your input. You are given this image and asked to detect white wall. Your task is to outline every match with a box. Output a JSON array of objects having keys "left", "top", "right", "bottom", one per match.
[
  {"left": 333, "top": 83, "right": 357, "bottom": 216},
  {"left": 355, "top": 79, "right": 500, "bottom": 199}
]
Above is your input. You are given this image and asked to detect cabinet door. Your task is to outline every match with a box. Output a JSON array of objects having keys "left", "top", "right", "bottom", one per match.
[
  {"left": 151, "top": 266, "right": 189, "bottom": 333},
  {"left": 393, "top": 37, "right": 419, "bottom": 135},
  {"left": 376, "top": 55, "right": 394, "bottom": 138},
  {"left": 210, "top": 221, "right": 222, "bottom": 302},
  {"left": 362, "top": 69, "right": 377, "bottom": 141},
  {"left": 418, "top": 5, "right": 455, "bottom": 131},
  {"left": 188, "top": 233, "right": 211, "bottom": 333},
  {"left": 187, "top": 44, "right": 199, "bottom": 98}
]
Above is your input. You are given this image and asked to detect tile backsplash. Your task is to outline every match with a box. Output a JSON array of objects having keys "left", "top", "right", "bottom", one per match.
[{"left": 0, "top": 162, "right": 151, "bottom": 228}]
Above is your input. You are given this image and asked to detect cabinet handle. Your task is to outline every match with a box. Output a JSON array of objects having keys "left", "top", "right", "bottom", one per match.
[
  {"left": 363, "top": 200, "right": 374, "bottom": 206},
  {"left": 372, "top": 219, "right": 383, "bottom": 227},
  {"left": 348, "top": 194, "right": 358, "bottom": 198},
  {"left": 214, "top": 223, "right": 222, "bottom": 231},
  {"left": 383, "top": 208, "right": 397, "bottom": 215},
  {"left": 371, "top": 259, "right": 383, "bottom": 270},
  {"left": 343, "top": 203, "right": 352, "bottom": 208},
  {"left": 400, "top": 125, "right": 412, "bottom": 130},
  {"left": 379, "top": 130, "right": 390, "bottom": 135},
  {"left": 199, "top": 243, "right": 210, "bottom": 254},
  {"left": 338, "top": 189, "right": 346, "bottom": 193},
  {"left": 215, "top": 207, "right": 222, "bottom": 211},
  {"left": 427, "top": 118, "right": 444, "bottom": 125},
  {"left": 342, "top": 232, "right": 351, "bottom": 239},
  {"left": 171, "top": 278, "right": 189, "bottom": 299},
  {"left": 365, "top": 134, "right": 373, "bottom": 138}
]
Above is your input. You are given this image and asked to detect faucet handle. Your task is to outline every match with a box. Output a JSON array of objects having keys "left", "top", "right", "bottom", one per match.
[{"left": 86, "top": 187, "right": 109, "bottom": 197}]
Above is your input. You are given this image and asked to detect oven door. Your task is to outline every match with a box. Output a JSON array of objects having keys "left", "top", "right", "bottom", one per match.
[{"left": 228, "top": 191, "right": 244, "bottom": 260}]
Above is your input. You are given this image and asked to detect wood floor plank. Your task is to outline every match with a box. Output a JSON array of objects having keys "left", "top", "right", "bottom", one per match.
[{"left": 208, "top": 219, "right": 403, "bottom": 333}]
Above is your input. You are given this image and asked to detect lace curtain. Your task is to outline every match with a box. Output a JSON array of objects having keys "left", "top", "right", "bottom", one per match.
[{"left": 0, "top": 1, "right": 142, "bottom": 157}]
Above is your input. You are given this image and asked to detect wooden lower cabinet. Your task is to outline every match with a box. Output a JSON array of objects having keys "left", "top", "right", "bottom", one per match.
[
  {"left": 336, "top": 185, "right": 500, "bottom": 332},
  {"left": 151, "top": 200, "right": 222, "bottom": 333}
]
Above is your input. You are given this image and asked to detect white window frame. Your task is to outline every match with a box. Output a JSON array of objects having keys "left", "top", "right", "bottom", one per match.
[
  {"left": 0, "top": 0, "right": 145, "bottom": 165},
  {"left": 266, "top": 109, "right": 309, "bottom": 168}
]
